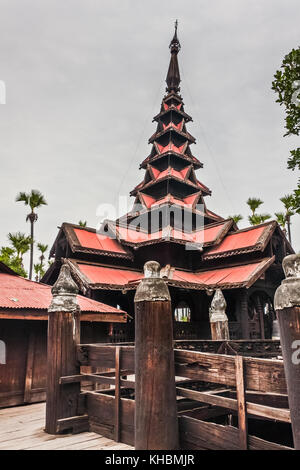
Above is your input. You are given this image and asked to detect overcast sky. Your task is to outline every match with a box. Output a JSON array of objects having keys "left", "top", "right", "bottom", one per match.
[{"left": 0, "top": 0, "right": 299, "bottom": 272}]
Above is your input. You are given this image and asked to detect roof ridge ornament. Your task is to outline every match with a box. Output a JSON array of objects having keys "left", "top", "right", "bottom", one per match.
[
  {"left": 169, "top": 19, "right": 181, "bottom": 54},
  {"left": 166, "top": 20, "right": 181, "bottom": 92}
]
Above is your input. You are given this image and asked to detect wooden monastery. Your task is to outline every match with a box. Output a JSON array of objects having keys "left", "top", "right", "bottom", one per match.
[{"left": 42, "top": 27, "right": 294, "bottom": 343}]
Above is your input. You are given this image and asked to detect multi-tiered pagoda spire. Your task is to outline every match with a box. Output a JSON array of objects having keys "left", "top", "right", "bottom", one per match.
[{"left": 123, "top": 24, "right": 222, "bottom": 231}]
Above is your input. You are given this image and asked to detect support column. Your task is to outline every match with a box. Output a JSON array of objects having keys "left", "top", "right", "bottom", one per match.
[
  {"left": 45, "top": 263, "right": 81, "bottom": 434},
  {"left": 209, "top": 289, "right": 230, "bottom": 340},
  {"left": 274, "top": 254, "right": 300, "bottom": 449},
  {"left": 240, "top": 289, "right": 250, "bottom": 339},
  {"left": 134, "top": 261, "right": 179, "bottom": 450}
]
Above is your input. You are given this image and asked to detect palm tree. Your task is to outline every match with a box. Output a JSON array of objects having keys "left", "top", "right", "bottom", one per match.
[
  {"left": 246, "top": 198, "right": 264, "bottom": 216},
  {"left": 275, "top": 211, "right": 287, "bottom": 234},
  {"left": 248, "top": 213, "right": 272, "bottom": 226},
  {"left": 37, "top": 243, "right": 48, "bottom": 264},
  {"left": 8, "top": 232, "right": 32, "bottom": 263},
  {"left": 16, "top": 190, "right": 47, "bottom": 280},
  {"left": 37, "top": 243, "right": 48, "bottom": 279},
  {"left": 228, "top": 214, "right": 243, "bottom": 224},
  {"left": 280, "top": 194, "right": 295, "bottom": 244},
  {"left": 78, "top": 220, "right": 87, "bottom": 227}
]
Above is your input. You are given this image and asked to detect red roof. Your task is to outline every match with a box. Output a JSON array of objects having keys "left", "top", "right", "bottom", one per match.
[
  {"left": 170, "top": 258, "right": 274, "bottom": 289},
  {"left": 204, "top": 222, "right": 276, "bottom": 259},
  {"left": 72, "top": 257, "right": 274, "bottom": 290},
  {"left": 109, "top": 220, "right": 232, "bottom": 247},
  {"left": 77, "top": 264, "right": 142, "bottom": 287},
  {"left": 0, "top": 271, "right": 126, "bottom": 314},
  {"left": 74, "top": 228, "right": 127, "bottom": 255}
]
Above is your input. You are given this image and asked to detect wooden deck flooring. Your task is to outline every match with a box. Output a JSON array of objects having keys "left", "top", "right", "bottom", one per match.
[{"left": 0, "top": 403, "right": 134, "bottom": 450}]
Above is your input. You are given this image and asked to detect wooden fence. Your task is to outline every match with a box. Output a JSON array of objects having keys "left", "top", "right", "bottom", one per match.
[{"left": 55, "top": 342, "right": 293, "bottom": 450}]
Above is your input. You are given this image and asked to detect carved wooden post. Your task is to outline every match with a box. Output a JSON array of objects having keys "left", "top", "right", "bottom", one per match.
[
  {"left": 134, "top": 261, "right": 179, "bottom": 450},
  {"left": 45, "top": 264, "right": 81, "bottom": 434},
  {"left": 274, "top": 254, "right": 300, "bottom": 449},
  {"left": 209, "top": 289, "right": 230, "bottom": 340}
]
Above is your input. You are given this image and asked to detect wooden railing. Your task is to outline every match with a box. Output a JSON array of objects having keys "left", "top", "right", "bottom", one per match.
[{"left": 54, "top": 342, "right": 293, "bottom": 449}]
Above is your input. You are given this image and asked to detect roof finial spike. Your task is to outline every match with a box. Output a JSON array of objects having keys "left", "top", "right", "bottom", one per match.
[
  {"left": 169, "top": 20, "right": 181, "bottom": 54},
  {"left": 166, "top": 20, "right": 181, "bottom": 92}
]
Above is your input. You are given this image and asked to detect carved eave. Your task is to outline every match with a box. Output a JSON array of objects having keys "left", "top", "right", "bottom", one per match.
[
  {"left": 140, "top": 150, "right": 203, "bottom": 170},
  {"left": 153, "top": 106, "right": 193, "bottom": 123},
  {"left": 148, "top": 127, "right": 196, "bottom": 144}
]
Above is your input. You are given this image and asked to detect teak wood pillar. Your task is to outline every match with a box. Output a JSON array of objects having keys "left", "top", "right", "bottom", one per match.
[
  {"left": 134, "top": 261, "right": 179, "bottom": 450},
  {"left": 45, "top": 264, "right": 81, "bottom": 434},
  {"left": 209, "top": 289, "right": 230, "bottom": 340},
  {"left": 275, "top": 254, "right": 300, "bottom": 449}
]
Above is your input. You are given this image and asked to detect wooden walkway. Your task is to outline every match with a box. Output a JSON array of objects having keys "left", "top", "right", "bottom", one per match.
[{"left": 0, "top": 403, "right": 133, "bottom": 450}]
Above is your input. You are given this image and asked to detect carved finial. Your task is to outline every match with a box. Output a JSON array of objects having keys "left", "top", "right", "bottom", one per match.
[
  {"left": 274, "top": 254, "right": 300, "bottom": 311},
  {"left": 169, "top": 19, "right": 181, "bottom": 54},
  {"left": 209, "top": 289, "right": 228, "bottom": 322},
  {"left": 166, "top": 20, "right": 181, "bottom": 92},
  {"left": 134, "top": 261, "right": 171, "bottom": 303},
  {"left": 48, "top": 263, "right": 79, "bottom": 313},
  {"left": 144, "top": 260, "right": 161, "bottom": 279}
]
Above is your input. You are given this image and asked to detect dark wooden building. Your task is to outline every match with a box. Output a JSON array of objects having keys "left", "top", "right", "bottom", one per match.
[
  {"left": 0, "top": 262, "right": 126, "bottom": 408},
  {"left": 42, "top": 28, "right": 293, "bottom": 341}
]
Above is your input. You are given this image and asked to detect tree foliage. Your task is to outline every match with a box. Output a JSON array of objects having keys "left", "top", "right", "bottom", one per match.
[
  {"left": 272, "top": 47, "right": 300, "bottom": 216},
  {"left": 272, "top": 47, "right": 300, "bottom": 137}
]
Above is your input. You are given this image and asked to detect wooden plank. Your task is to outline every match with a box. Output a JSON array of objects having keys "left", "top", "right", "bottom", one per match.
[
  {"left": 174, "top": 349, "right": 287, "bottom": 394},
  {"left": 56, "top": 415, "right": 89, "bottom": 433},
  {"left": 114, "top": 346, "right": 120, "bottom": 443},
  {"left": 179, "top": 415, "right": 292, "bottom": 451},
  {"left": 176, "top": 387, "right": 238, "bottom": 411},
  {"left": 179, "top": 415, "right": 240, "bottom": 450},
  {"left": 59, "top": 373, "right": 135, "bottom": 388},
  {"left": 77, "top": 344, "right": 134, "bottom": 369},
  {"left": 248, "top": 434, "right": 293, "bottom": 450},
  {"left": 86, "top": 392, "right": 134, "bottom": 446},
  {"left": 235, "top": 356, "right": 247, "bottom": 450},
  {"left": 176, "top": 387, "right": 291, "bottom": 423},
  {"left": 24, "top": 329, "right": 36, "bottom": 403}
]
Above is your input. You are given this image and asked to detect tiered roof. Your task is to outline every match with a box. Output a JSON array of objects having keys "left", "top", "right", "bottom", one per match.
[
  {"left": 126, "top": 26, "right": 219, "bottom": 226},
  {"left": 43, "top": 26, "right": 294, "bottom": 295}
]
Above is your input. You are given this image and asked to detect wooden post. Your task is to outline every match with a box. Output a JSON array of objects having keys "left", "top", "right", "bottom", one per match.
[
  {"left": 274, "top": 254, "right": 300, "bottom": 449},
  {"left": 235, "top": 356, "right": 248, "bottom": 449},
  {"left": 209, "top": 289, "right": 230, "bottom": 340},
  {"left": 240, "top": 289, "right": 250, "bottom": 339},
  {"left": 114, "top": 346, "right": 121, "bottom": 442},
  {"left": 134, "top": 261, "right": 179, "bottom": 450},
  {"left": 45, "top": 263, "right": 81, "bottom": 434}
]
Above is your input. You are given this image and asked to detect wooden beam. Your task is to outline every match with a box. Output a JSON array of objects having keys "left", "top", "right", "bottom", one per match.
[
  {"left": 176, "top": 387, "right": 290, "bottom": 423},
  {"left": 174, "top": 349, "right": 287, "bottom": 394},
  {"left": 24, "top": 329, "right": 35, "bottom": 403},
  {"left": 114, "top": 346, "right": 121, "bottom": 443},
  {"left": 235, "top": 356, "right": 247, "bottom": 450}
]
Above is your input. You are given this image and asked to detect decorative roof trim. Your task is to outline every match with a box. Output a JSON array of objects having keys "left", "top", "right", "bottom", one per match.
[{"left": 203, "top": 221, "right": 277, "bottom": 260}]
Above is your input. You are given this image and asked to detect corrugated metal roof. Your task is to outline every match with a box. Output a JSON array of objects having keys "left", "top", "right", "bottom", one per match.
[{"left": 0, "top": 272, "right": 125, "bottom": 313}]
